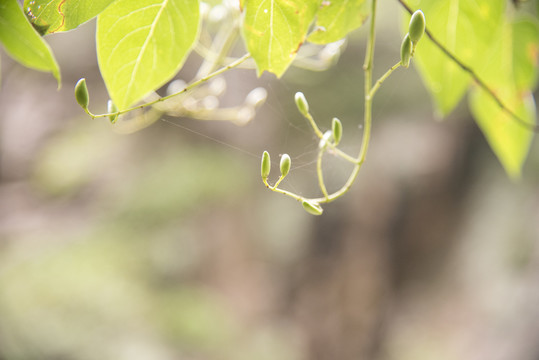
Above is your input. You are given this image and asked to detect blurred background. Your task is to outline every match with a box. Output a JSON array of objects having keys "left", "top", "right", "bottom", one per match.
[{"left": 1, "top": 3, "right": 539, "bottom": 360}]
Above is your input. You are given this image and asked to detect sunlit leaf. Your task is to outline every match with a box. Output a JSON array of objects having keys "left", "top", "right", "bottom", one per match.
[
  {"left": 242, "top": 0, "right": 320, "bottom": 77},
  {"left": 469, "top": 21, "right": 535, "bottom": 178},
  {"left": 409, "top": 0, "right": 505, "bottom": 115},
  {"left": 512, "top": 15, "right": 539, "bottom": 91},
  {"left": 308, "top": 0, "right": 369, "bottom": 44},
  {"left": 23, "top": 0, "right": 116, "bottom": 35},
  {"left": 0, "top": 0, "right": 60, "bottom": 84},
  {"left": 470, "top": 89, "right": 535, "bottom": 179},
  {"left": 97, "top": 0, "right": 200, "bottom": 110}
]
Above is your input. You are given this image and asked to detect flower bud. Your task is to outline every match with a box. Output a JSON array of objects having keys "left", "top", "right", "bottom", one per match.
[
  {"left": 332, "top": 117, "right": 342, "bottom": 145},
  {"left": 319, "top": 130, "right": 332, "bottom": 149},
  {"left": 302, "top": 200, "right": 323, "bottom": 216},
  {"left": 400, "top": 34, "right": 412, "bottom": 68},
  {"left": 280, "top": 154, "right": 291, "bottom": 178},
  {"left": 245, "top": 87, "right": 268, "bottom": 107},
  {"left": 74, "top": 78, "right": 89, "bottom": 110},
  {"left": 107, "top": 100, "right": 119, "bottom": 123},
  {"left": 294, "top": 92, "right": 309, "bottom": 116},
  {"left": 408, "top": 10, "right": 425, "bottom": 44},
  {"left": 261, "top": 151, "right": 271, "bottom": 180}
]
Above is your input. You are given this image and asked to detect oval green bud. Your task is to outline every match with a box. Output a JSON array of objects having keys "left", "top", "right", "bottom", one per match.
[
  {"left": 74, "top": 78, "right": 89, "bottom": 110},
  {"left": 261, "top": 151, "right": 271, "bottom": 180},
  {"left": 107, "top": 100, "right": 119, "bottom": 123},
  {"left": 302, "top": 200, "right": 323, "bottom": 216},
  {"left": 408, "top": 10, "right": 425, "bottom": 44},
  {"left": 332, "top": 117, "right": 343, "bottom": 145},
  {"left": 280, "top": 154, "right": 291, "bottom": 178},
  {"left": 294, "top": 92, "right": 309, "bottom": 116},
  {"left": 400, "top": 34, "right": 413, "bottom": 68}
]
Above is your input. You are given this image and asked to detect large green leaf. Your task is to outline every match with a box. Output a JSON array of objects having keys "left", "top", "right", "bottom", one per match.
[
  {"left": 242, "top": 0, "right": 320, "bottom": 77},
  {"left": 470, "top": 89, "right": 535, "bottom": 179},
  {"left": 0, "top": 0, "right": 60, "bottom": 84},
  {"left": 469, "top": 21, "right": 536, "bottom": 179},
  {"left": 24, "top": 0, "right": 117, "bottom": 35},
  {"left": 512, "top": 16, "right": 539, "bottom": 92},
  {"left": 410, "top": 0, "right": 505, "bottom": 115},
  {"left": 308, "top": 0, "right": 369, "bottom": 44},
  {"left": 97, "top": 0, "right": 200, "bottom": 110}
]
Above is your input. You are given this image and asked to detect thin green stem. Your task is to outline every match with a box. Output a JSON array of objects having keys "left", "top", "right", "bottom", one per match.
[
  {"left": 272, "top": 0, "right": 377, "bottom": 206},
  {"left": 363, "top": 0, "right": 377, "bottom": 73},
  {"left": 306, "top": 0, "right": 378, "bottom": 204},
  {"left": 88, "top": 54, "right": 251, "bottom": 119},
  {"left": 273, "top": 175, "right": 285, "bottom": 189},
  {"left": 328, "top": 146, "right": 360, "bottom": 164},
  {"left": 310, "top": 164, "right": 361, "bottom": 204},
  {"left": 370, "top": 61, "right": 401, "bottom": 98},
  {"left": 304, "top": 112, "right": 325, "bottom": 139},
  {"left": 317, "top": 150, "right": 329, "bottom": 199},
  {"left": 264, "top": 0, "right": 400, "bottom": 207},
  {"left": 264, "top": 179, "right": 303, "bottom": 202},
  {"left": 303, "top": 112, "right": 357, "bottom": 164},
  {"left": 359, "top": 0, "right": 377, "bottom": 164}
]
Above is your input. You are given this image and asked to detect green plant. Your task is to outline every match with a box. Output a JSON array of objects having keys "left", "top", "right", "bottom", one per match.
[{"left": 0, "top": 0, "right": 537, "bottom": 215}]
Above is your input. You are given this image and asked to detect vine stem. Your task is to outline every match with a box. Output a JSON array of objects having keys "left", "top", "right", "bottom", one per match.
[
  {"left": 268, "top": 0, "right": 414, "bottom": 206},
  {"left": 268, "top": 0, "right": 379, "bottom": 205},
  {"left": 317, "top": 150, "right": 330, "bottom": 199},
  {"left": 305, "top": 113, "right": 325, "bottom": 139},
  {"left": 289, "top": 0, "right": 379, "bottom": 204},
  {"left": 331, "top": 147, "right": 359, "bottom": 164},
  {"left": 370, "top": 61, "right": 401, "bottom": 98},
  {"left": 396, "top": 0, "right": 538, "bottom": 132},
  {"left": 301, "top": 111, "right": 358, "bottom": 164},
  {"left": 86, "top": 53, "right": 251, "bottom": 120},
  {"left": 263, "top": 179, "right": 303, "bottom": 202}
]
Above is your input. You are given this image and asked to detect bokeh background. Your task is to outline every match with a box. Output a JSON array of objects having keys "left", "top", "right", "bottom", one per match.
[{"left": 1, "top": 3, "right": 539, "bottom": 360}]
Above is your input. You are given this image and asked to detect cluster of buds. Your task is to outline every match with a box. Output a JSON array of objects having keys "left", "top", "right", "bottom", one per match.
[
  {"left": 261, "top": 151, "right": 291, "bottom": 187},
  {"left": 400, "top": 10, "right": 425, "bottom": 68},
  {"left": 261, "top": 92, "right": 349, "bottom": 216}
]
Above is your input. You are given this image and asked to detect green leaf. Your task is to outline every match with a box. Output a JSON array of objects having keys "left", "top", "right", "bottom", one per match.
[
  {"left": 96, "top": 0, "right": 200, "bottom": 110},
  {"left": 0, "top": 0, "right": 60, "bottom": 84},
  {"left": 512, "top": 15, "right": 539, "bottom": 91},
  {"left": 410, "top": 0, "right": 505, "bottom": 115},
  {"left": 24, "top": 0, "right": 117, "bottom": 35},
  {"left": 308, "top": 0, "right": 369, "bottom": 44},
  {"left": 469, "top": 21, "right": 535, "bottom": 179},
  {"left": 469, "top": 88, "right": 535, "bottom": 179},
  {"left": 242, "top": 0, "right": 320, "bottom": 77}
]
